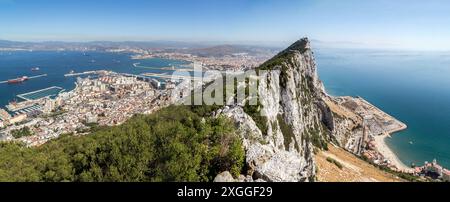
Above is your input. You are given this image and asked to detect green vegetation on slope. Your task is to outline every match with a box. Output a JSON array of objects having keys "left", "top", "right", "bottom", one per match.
[
  {"left": 0, "top": 105, "right": 244, "bottom": 182},
  {"left": 188, "top": 75, "right": 269, "bottom": 137},
  {"left": 258, "top": 38, "right": 308, "bottom": 71},
  {"left": 10, "top": 126, "right": 33, "bottom": 139},
  {"left": 243, "top": 100, "right": 268, "bottom": 136},
  {"left": 277, "top": 115, "right": 297, "bottom": 151},
  {"left": 304, "top": 123, "right": 329, "bottom": 151}
]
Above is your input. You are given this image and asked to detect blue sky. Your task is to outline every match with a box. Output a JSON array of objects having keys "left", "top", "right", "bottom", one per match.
[{"left": 1, "top": 0, "right": 450, "bottom": 50}]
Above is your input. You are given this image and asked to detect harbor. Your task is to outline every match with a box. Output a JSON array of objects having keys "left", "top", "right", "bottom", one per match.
[{"left": 0, "top": 70, "right": 168, "bottom": 147}]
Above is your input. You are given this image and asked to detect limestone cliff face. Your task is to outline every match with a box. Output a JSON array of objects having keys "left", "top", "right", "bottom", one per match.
[{"left": 219, "top": 38, "right": 354, "bottom": 182}]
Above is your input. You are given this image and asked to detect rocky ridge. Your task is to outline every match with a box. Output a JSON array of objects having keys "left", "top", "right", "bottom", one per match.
[{"left": 215, "top": 38, "right": 360, "bottom": 182}]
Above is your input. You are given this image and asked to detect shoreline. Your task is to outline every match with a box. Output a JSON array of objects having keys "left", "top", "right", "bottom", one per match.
[
  {"left": 374, "top": 129, "right": 414, "bottom": 172},
  {"left": 356, "top": 97, "right": 413, "bottom": 172}
]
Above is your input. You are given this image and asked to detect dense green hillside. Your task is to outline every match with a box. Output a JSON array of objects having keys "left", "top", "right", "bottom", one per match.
[{"left": 0, "top": 106, "right": 244, "bottom": 182}]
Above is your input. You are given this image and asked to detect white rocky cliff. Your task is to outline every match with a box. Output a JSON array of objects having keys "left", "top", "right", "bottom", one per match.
[{"left": 216, "top": 38, "right": 356, "bottom": 182}]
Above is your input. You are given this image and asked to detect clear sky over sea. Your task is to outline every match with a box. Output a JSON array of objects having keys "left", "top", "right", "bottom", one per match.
[{"left": 1, "top": 0, "right": 450, "bottom": 50}]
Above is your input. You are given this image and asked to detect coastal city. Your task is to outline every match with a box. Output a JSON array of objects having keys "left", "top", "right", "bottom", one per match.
[
  {"left": 0, "top": 71, "right": 173, "bottom": 146},
  {"left": 130, "top": 50, "right": 271, "bottom": 71},
  {"left": 0, "top": 44, "right": 276, "bottom": 140},
  {"left": 0, "top": 60, "right": 448, "bottom": 183},
  {"left": 0, "top": 41, "right": 449, "bottom": 182},
  {"left": 0, "top": 44, "right": 272, "bottom": 147}
]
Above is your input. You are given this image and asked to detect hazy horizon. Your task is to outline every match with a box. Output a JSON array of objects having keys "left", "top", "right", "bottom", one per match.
[
  {"left": 1, "top": 0, "right": 450, "bottom": 51},
  {"left": 3, "top": 38, "right": 450, "bottom": 53}
]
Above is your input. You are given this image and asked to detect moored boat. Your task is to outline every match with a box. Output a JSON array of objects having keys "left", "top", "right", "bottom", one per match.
[{"left": 7, "top": 76, "right": 29, "bottom": 84}]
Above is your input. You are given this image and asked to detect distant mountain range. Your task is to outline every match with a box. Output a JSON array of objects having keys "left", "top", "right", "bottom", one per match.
[
  {"left": 0, "top": 39, "right": 281, "bottom": 55},
  {"left": 0, "top": 39, "right": 202, "bottom": 50}
]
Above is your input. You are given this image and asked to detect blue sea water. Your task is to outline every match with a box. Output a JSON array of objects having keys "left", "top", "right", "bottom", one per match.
[
  {"left": 0, "top": 51, "right": 190, "bottom": 107},
  {"left": 316, "top": 48, "right": 450, "bottom": 168}
]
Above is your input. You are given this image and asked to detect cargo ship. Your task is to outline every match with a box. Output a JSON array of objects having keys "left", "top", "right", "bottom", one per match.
[{"left": 8, "top": 76, "right": 29, "bottom": 84}]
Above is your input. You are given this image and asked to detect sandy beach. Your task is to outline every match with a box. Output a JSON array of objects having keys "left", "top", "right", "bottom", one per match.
[{"left": 374, "top": 133, "right": 414, "bottom": 172}]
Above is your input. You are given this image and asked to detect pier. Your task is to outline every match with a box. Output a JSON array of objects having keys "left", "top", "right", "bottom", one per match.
[
  {"left": 6, "top": 100, "right": 40, "bottom": 112},
  {"left": 140, "top": 72, "right": 202, "bottom": 81},
  {"left": 0, "top": 74, "right": 48, "bottom": 84},
  {"left": 64, "top": 70, "right": 109, "bottom": 77},
  {"left": 6, "top": 86, "right": 64, "bottom": 112},
  {"left": 133, "top": 63, "right": 195, "bottom": 72},
  {"left": 17, "top": 86, "right": 64, "bottom": 101},
  {"left": 133, "top": 63, "right": 174, "bottom": 70}
]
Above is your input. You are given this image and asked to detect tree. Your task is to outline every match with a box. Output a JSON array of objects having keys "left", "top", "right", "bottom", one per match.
[
  {"left": 10, "top": 126, "right": 33, "bottom": 139},
  {"left": 0, "top": 105, "right": 245, "bottom": 182}
]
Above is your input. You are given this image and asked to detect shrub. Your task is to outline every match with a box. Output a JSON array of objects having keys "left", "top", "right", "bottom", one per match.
[
  {"left": 0, "top": 106, "right": 245, "bottom": 182},
  {"left": 326, "top": 157, "right": 343, "bottom": 170}
]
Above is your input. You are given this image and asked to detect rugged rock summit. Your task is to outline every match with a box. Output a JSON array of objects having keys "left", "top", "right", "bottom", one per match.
[{"left": 220, "top": 38, "right": 350, "bottom": 182}]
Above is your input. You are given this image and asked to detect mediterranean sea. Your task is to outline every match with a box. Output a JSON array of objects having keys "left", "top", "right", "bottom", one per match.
[{"left": 316, "top": 48, "right": 450, "bottom": 168}]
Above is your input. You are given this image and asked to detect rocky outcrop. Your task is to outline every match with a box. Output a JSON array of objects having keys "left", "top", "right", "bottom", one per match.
[
  {"left": 214, "top": 171, "right": 236, "bottom": 182},
  {"left": 211, "top": 38, "right": 407, "bottom": 182},
  {"left": 213, "top": 171, "right": 262, "bottom": 182},
  {"left": 216, "top": 38, "right": 354, "bottom": 182}
]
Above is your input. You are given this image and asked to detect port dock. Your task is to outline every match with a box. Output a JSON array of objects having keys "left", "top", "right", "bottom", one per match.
[
  {"left": 133, "top": 62, "right": 195, "bottom": 71},
  {"left": 140, "top": 72, "right": 202, "bottom": 81},
  {"left": 17, "top": 86, "right": 64, "bottom": 101},
  {"left": 6, "top": 86, "right": 64, "bottom": 112},
  {"left": 64, "top": 70, "right": 109, "bottom": 77}
]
